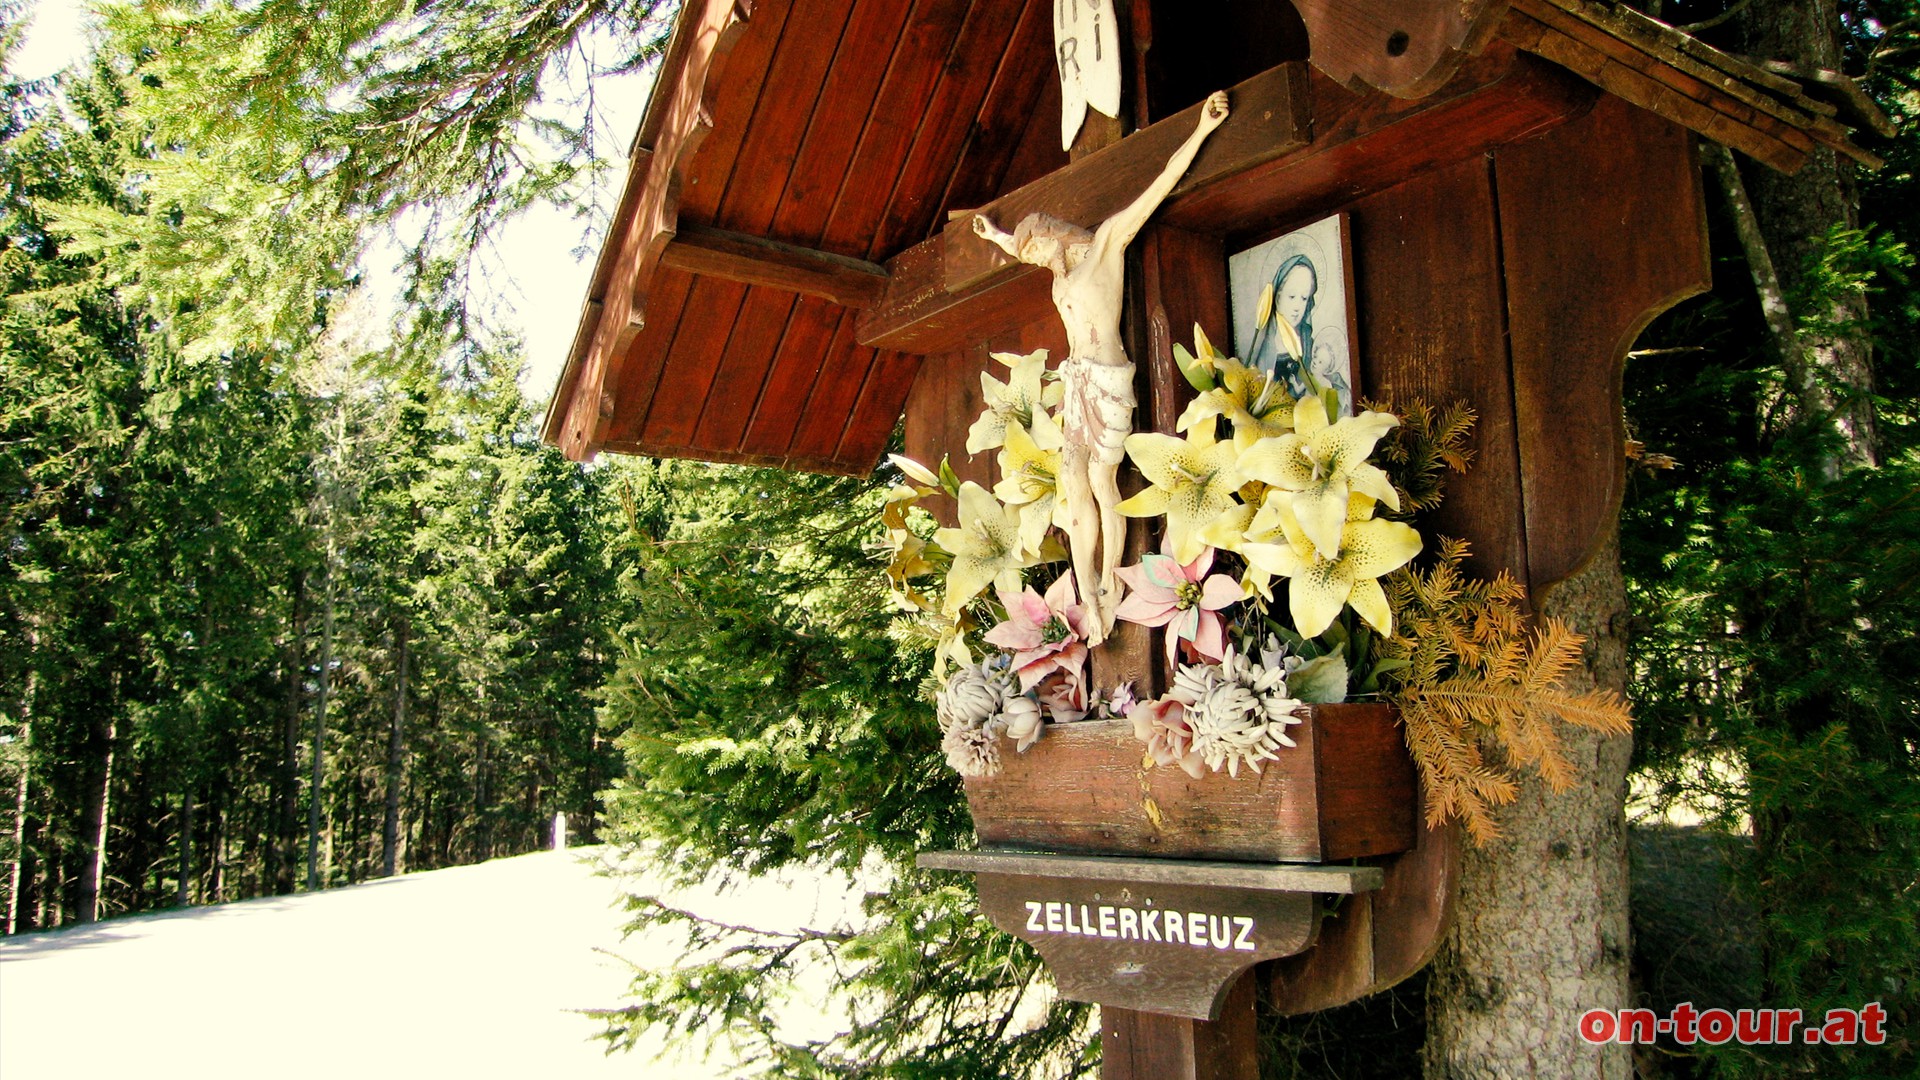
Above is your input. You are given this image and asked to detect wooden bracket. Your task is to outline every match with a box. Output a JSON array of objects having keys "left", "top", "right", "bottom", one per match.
[{"left": 920, "top": 850, "right": 1382, "bottom": 1020}]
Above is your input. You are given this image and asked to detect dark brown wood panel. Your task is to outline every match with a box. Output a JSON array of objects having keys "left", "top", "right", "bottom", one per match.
[
  {"left": 1493, "top": 94, "right": 1709, "bottom": 594},
  {"left": 835, "top": 350, "right": 924, "bottom": 469},
  {"left": 689, "top": 288, "right": 800, "bottom": 454},
  {"left": 675, "top": 0, "right": 800, "bottom": 224},
  {"left": 722, "top": 0, "right": 919, "bottom": 461},
  {"left": 772, "top": 0, "right": 918, "bottom": 241},
  {"left": 635, "top": 278, "right": 750, "bottom": 447},
  {"left": 932, "top": 0, "right": 1056, "bottom": 219},
  {"left": 740, "top": 295, "right": 839, "bottom": 455},
  {"left": 820, "top": 0, "right": 975, "bottom": 255},
  {"left": 710, "top": 0, "right": 856, "bottom": 236},
  {"left": 996, "top": 72, "right": 1072, "bottom": 197},
  {"left": 1292, "top": 0, "right": 1511, "bottom": 99},
  {"left": 785, "top": 313, "right": 873, "bottom": 461},
  {"left": 1140, "top": 226, "right": 1227, "bottom": 437},
  {"left": 673, "top": 0, "right": 852, "bottom": 456},
  {"left": 1348, "top": 155, "right": 1529, "bottom": 587},
  {"left": 870, "top": 0, "right": 1033, "bottom": 257},
  {"left": 1103, "top": 974, "right": 1259, "bottom": 1080},
  {"left": 603, "top": 268, "right": 696, "bottom": 446}
]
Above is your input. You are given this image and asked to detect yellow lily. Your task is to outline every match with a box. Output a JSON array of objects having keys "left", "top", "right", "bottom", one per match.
[
  {"left": 1117, "top": 423, "right": 1245, "bottom": 565},
  {"left": 965, "top": 349, "right": 1064, "bottom": 455},
  {"left": 935, "top": 482, "right": 1042, "bottom": 617},
  {"left": 1242, "top": 497, "right": 1421, "bottom": 638},
  {"left": 1237, "top": 396, "right": 1400, "bottom": 559},
  {"left": 1175, "top": 354, "right": 1295, "bottom": 452},
  {"left": 992, "top": 413, "right": 1066, "bottom": 556}
]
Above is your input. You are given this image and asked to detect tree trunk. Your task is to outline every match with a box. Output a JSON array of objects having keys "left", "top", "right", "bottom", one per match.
[
  {"left": 382, "top": 617, "right": 409, "bottom": 877},
  {"left": 272, "top": 568, "right": 306, "bottom": 896},
  {"left": 208, "top": 788, "right": 226, "bottom": 903},
  {"left": 1730, "top": 0, "right": 1878, "bottom": 466},
  {"left": 1424, "top": 532, "right": 1634, "bottom": 1079},
  {"left": 7, "top": 668, "right": 35, "bottom": 935},
  {"left": 306, "top": 555, "right": 335, "bottom": 892},
  {"left": 175, "top": 788, "right": 195, "bottom": 907},
  {"left": 14, "top": 810, "right": 39, "bottom": 933},
  {"left": 76, "top": 702, "right": 119, "bottom": 924}
]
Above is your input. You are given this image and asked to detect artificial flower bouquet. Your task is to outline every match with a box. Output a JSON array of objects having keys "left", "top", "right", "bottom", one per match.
[{"left": 884, "top": 330, "right": 1629, "bottom": 841}]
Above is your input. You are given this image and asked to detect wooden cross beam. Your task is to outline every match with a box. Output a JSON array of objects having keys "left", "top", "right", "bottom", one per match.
[{"left": 855, "top": 45, "right": 1595, "bottom": 358}]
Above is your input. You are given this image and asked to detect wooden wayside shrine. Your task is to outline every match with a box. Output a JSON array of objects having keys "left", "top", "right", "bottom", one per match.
[{"left": 545, "top": 2, "right": 1878, "bottom": 1076}]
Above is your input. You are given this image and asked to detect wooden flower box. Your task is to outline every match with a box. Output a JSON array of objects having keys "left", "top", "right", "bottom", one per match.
[{"left": 962, "top": 703, "right": 1417, "bottom": 864}]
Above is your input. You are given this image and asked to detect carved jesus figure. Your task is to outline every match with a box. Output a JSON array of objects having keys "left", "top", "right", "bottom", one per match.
[{"left": 973, "top": 90, "right": 1229, "bottom": 642}]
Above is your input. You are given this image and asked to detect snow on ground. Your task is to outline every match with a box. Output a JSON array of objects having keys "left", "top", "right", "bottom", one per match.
[{"left": 0, "top": 848, "right": 869, "bottom": 1079}]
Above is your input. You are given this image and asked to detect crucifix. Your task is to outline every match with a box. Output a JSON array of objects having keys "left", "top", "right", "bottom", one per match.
[{"left": 972, "top": 90, "right": 1230, "bottom": 641}]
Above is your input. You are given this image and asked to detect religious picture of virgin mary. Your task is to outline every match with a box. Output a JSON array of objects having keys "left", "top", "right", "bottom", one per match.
[{"left": 1228, "top": 214, "right": 1356, "bottom": 415}]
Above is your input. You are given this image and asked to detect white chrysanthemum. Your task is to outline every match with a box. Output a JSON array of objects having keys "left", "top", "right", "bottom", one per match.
[
  {"left": 941, "top": 719, "right": 1004, "bottom": 778},
  {"left": 1171, "top": 647, "right": 1304, "bottom": 777},
  {"left": 935, "top": 661, "right": 1047, "bottom": 775},
  {"left": 1001, "top": 695, "right": 1044, "bottom": 752},
  {"left": 937, "top": 661, "right": 1009, "bottom": 732}
]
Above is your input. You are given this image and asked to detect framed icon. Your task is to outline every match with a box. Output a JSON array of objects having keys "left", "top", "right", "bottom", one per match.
[{"left": 1228, "top": 214, "right": 1358, "bottom": 416}]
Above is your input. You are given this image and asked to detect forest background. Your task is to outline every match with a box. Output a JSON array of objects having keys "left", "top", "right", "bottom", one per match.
[{"left": 0, "top": 1, "right": 1913, "bottom": 1078}]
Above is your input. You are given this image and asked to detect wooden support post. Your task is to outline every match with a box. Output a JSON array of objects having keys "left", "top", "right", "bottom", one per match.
[{"left": 1102, "top": 973, "right": 1259, "bottom": 1080}]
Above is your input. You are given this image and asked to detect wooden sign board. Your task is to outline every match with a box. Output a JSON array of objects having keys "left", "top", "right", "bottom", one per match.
[{"left": 920, "top": 851, "right": 1383, "bottom": 1019}]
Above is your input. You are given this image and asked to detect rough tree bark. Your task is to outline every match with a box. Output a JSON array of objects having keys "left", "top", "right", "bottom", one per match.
[
  {"left": 1424, "top": 532, "right": 1635, "bottom": 1080},
  {"left": 272, "top": 568, "right": 305, "bottom": 896},
  {"left": 75, "top": 691, "right": 119, "bottom": 924},
  {"left": 7, "top": 667, "right": 35, "bottom": 934},
  {"left": 307, "top": 554, "right": 335, "bottom": 892},
  {"left": 381, "top": 617, "right": 409, "bottom": 878},
  {"left": 1730, "top": 0, "right": 1879, "bottom": 465}
]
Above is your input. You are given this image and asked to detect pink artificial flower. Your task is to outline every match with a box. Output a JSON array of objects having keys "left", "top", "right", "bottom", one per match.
[
  {"left": 984, "top": 572, "right": 1091, "bottom": 697},
  {"left": 1130, "top": 695, "right": 1207, "bottom": 779},
  {"left": 1112, "top": 544, "right": 1242, "bottom": 669},
  {"left": 1034, "top": 669, "right": 1088, "bottom": 723}
]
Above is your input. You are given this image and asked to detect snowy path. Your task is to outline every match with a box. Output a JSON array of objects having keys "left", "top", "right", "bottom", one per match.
[{"left": 0, "top": 848, "right": 861, "bottom": 1079}]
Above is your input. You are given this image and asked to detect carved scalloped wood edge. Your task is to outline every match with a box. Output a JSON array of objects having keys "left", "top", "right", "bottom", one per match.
[
  {"left": 1289, "top": 0, "right": 1513, "bottom": 100},
  {"left": 1498, "top": 0, "right": 1883, "bottom": 173},
  {"left": 541, "top": 0, "right": 755, "bottom": 462}
]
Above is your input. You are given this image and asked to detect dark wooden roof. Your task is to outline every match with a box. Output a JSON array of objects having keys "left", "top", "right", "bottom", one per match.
[
  {"left": 543, "top": 0, "right": 1881, "bottom": 473},
  {"left": 543, "top": 0, "right": 1069, "bottom": 473}
]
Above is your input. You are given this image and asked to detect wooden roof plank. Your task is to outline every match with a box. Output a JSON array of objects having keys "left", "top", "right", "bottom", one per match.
[
  {"left": 724, "top": 0, "right": 924, "bottom": 462},
  {"left": 740, "top": 295, "right": 840, "bottom": 455},
  {"left": 603, "top": 268, "right": 697, "bottom": 446},
  {"left": 544, "top": 0, "right": 757, "bottom": 459},
  {"left": 709, "top": 0, "right": 857, "bottom": 235},
  {"left": 786, "top": 313, "right": 877, "bottom": 462},
  {"left": 837, "top": 351, "right": 923, "bottom": 468},
  {"left": 675, "top": 0, "right": 798, "bottom": 224},
  {"left": 931, "top": 0, "right": 1058, "bottom": 221},
  {"left": 635, "top": 278, "right": 751, "bottom": 446},
  {"left": 768, "top": 0, "right": 919, "bottom": 247},
  {"left": 659, "top": 0, "right": 849, "bottom": 455},
  {"left": 691, "top": 288, "right": 803, "bottom": 454},
  {"left": 868, "top": 0, "right": 1035, "bottom": 258},
  {"left": 819, "top": 0, "right": 975, "bottom": 256}
]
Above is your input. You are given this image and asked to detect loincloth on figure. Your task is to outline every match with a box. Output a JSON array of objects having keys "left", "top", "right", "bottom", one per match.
[{"left": 1059, "top": 356, "right": 1135, "bottom": 466}]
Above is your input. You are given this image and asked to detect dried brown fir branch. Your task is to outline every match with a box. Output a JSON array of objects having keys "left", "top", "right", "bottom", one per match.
[{"left": 1379, "top": 538, "right": 1633, "bottom": 843}]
